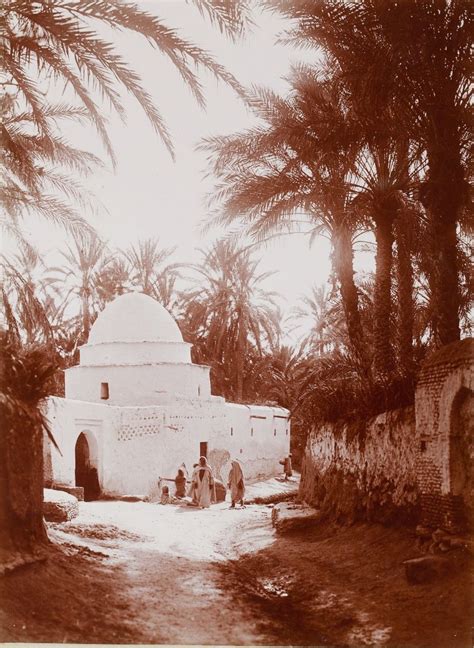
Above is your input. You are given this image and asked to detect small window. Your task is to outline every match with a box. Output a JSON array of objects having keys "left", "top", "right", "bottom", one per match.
[
  {"left": 240, "top": 448, "right": 243, "bottom": 454},
  {"left": 251, "top": 428, "right": 253, "bottom": 437},
  {"left": 286, "top": 429, "right": 289, "bottom": 436},
  {"left": 420, "top": 440, "right": 427, "bottom": 452},
  {"left": 198, "top": 385, "right": 201, "bottom": 396},
  {"left": 100, "top": 382, "right": 109, "bottom": 400},
  {"left": 230, "top": 427, "right": 233, "bottom": 436},
  {"left": 274, "top": 429, "right": 277, "bottom": 436}
]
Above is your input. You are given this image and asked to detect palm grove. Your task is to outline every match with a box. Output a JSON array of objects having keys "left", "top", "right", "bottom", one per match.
[{"left": 1, "top": 0, "right": 472, "bottom": 556}]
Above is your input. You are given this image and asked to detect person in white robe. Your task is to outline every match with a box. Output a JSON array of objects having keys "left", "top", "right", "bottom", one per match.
[{"left": 193, "top": 456, "right": 216, "bottom": 508}]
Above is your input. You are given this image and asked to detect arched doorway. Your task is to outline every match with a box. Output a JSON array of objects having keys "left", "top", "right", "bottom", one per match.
[
  {"left": 450, "top": 388, "right": 474, "bottom": 529},
  {"left": 75, "top": 432, "right": 100, "bottom": 501}
]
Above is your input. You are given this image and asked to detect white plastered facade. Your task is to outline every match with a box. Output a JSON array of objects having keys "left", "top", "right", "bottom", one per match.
[{"left": 45, "top": 293, "right": 290, "bottom": 497}]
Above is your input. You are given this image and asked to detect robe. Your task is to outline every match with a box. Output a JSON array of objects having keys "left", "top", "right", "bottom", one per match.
[
  {"left": 228, "top": 460, "right": 245, "bottom": 503},
  {"left": 194, "top": 464, "right": 216, "bottom": 508}
]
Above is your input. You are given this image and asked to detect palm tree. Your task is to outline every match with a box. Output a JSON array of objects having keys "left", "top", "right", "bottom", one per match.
[
  {"left": 53, "top": 231, "right": 110, "bottom": 344},
  {"left": 268, "top": 0, "right": 472, "bottom": 346},
  {"left": 374, "top": 0, "right": 471, "bottom": 345},
  {"left": 1, "top": 95, "right": 100, "bottom": 238},
  {"left": 201, "top": 69, "right": 372, "bottom": 377},
  {"left": 0, "top": 332, "right": 59, "bottom": 559},
  {"left": 154, "top": 269, "right": 181, "bottom": 316},
  {"left": 94, "top": 255, "right": 131, "bottom": 310},
  {"left": 125, "top": 238, "right": 180, "bottom": 309},
  {"left": 1, "top": 0, "right": 250, "bottom": 242},
  {"left": 291, "top": 285, "right": 338, "bottom": 355},
  {"left": 2, "top": 0, "right": 247, "bottom": 163},
  {"left": 350, "top": 142, "right": 416, "bottom": 375},
  {"left": 179, "top": 239, "right": 281, "bottom": 401},
  {"left": 1, "top": 259, "right": 52, "bottom": 347},
  {"left": 255, "top": 344, "right": 307, "bottom": 409}
]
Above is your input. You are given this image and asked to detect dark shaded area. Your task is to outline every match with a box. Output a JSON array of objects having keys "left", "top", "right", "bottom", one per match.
[
  {"left": 0, "top": 337, "right": 54, "bottom": 558},
  {"left": 0, "top": 545, "right": 140, "bottom": 644},
  {"left": 219, "top": 522, "right": 473, "bottom": 647},
  {"left": 75, "top": 434, "right": 100, "bottom": 502}
]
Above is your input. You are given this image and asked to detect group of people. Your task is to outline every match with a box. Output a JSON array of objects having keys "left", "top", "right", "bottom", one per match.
[
  {"left": 161, "top": 452, "right": 292, "bottom": 508},
  {"left": 161, "top": 456, "right": 246, "bottom": 509}
]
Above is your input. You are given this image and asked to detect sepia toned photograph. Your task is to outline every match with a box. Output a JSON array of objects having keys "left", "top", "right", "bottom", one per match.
[{"left": 0, "top": 1, "right": 472, "bottom": 647}]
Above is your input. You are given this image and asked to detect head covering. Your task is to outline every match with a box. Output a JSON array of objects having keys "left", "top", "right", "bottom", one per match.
[
  {"left": 231, "top": 459, "right": 244, "bottom": 482},
  {"left": 199, "top": 456, "right": 209, "bottom": 467}
]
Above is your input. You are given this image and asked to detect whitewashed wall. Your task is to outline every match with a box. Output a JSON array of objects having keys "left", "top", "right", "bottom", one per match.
[
  {"left": 80, "top": 340, "right": 192, "bottom": 365},
  {"left": 209, "top": 404, "right": 290, "bottom": 482},
  {"left": 45, "top": 396, "right": 290, "bottom": 498},
  {"left": 45, "top": 397, "right": 112, "bottom": 489},
  {"left": 65, "top": 362, "right": 212, "bottom": 405}
]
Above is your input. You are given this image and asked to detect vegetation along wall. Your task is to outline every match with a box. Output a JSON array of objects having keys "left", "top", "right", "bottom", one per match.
[{"left": 299, "top": 407, "right": 419, "bottom": 526}]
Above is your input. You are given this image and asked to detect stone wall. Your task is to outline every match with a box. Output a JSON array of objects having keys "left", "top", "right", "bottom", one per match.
[
  {"left": 300, "top": 407, "right": 419, "bottom": 525},
  {"left": 300, "top": 338, "right": 473, "bottom": 530}
]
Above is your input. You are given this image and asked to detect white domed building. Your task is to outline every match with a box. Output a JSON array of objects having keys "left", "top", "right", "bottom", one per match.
[{"left": 45, "top": 293, "right": 290, "bottom": 498}]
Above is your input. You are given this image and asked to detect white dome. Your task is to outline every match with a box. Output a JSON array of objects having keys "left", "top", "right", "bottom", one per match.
[{"left": 88, "top": 292, "right": 183, "bottom": 345}]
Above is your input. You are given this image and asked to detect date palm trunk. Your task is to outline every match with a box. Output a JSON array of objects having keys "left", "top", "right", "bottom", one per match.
[
  {"left": 332, "top": 224, "right": 371, "bottom": 379},
  {"left": 394, "top": 214, "right": 414, "bottom": 376},
  {"left": 81, "top": 288, "right": 91, "bottom": 343},
  {"left": 425, "top": 115, "right": 463, "bottom": 345},
  {"left": 373, "top": 214, "right": 395, "bottom": 377},
  {"left": 0, "top": 410, "right": 48, "bottom": 560},
  {"left": 235, "top": 315, "right": 246, "bottom": 402}
]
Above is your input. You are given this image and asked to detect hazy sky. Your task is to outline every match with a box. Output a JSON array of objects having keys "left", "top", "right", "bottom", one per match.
[{"left": 6, "top": 0, "right": 373, "bottom": 334}]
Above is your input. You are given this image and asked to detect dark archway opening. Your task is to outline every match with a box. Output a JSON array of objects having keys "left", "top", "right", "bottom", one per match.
[
  {"left": 450, "top": 388, "right": 474, "bottom": 530},
  {"left": 75, "top": 432, "right": 100, "bottom": 501}
]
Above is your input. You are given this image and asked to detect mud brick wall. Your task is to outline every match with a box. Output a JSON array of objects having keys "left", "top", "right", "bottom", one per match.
[{"left": 299, "top": 407, "right": 419, "bottom": 525}]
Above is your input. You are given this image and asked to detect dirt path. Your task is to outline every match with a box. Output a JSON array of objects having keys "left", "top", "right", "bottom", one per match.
[
  {"left": 1, "top": 493, "right": 472, "bottom": 646},
  {"left": 1, "top": 498, "right": 282, "bottom": 645},
  {"left": 62, "top": 499, "right": 274, "bottom": 645}
]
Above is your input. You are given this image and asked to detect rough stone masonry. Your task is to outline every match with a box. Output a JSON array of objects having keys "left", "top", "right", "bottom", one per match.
[{"left": 300, "top": 339, "right": 473, "bottom": 531}]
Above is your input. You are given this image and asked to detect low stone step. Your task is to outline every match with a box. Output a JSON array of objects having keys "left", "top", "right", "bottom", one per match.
[
  {"left": 271, "top": 502, "right": 320, "bottom": 534},
  {"left": 43, "top": 488, "right": 79, "bottom": 522},
  {"left": 52, "top": 483, "right": 84, "bottom": 501}
]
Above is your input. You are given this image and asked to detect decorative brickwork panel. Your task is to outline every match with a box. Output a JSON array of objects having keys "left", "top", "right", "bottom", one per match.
[{"left": 118, "top": 413, "right": 164, "bottom": 441}]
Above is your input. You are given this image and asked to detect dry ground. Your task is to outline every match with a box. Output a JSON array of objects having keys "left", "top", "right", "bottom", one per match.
[{"left": 0, "top": 483, "right": 472, "bottom": 646}]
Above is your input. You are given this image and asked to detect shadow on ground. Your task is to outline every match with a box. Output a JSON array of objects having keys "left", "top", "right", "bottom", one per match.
[
  {"left": 219, "top": 522, "right": 473, "bottom": 647},
  {"left": 0, "top": 522, "right": 264, "bottom": 645},
  {"left": 1, "top": 512, "right": 472, "bottom": 646}
]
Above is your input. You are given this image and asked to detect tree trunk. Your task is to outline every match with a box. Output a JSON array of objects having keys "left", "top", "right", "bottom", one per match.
[
  {"left": 425, "top": 111, "right": 463, "bottom": 345},
  {"left": 429, "top": 217, "right": 460, "bottom": 346},
  {"left": 332, "top": 225, "right": 371, "bottom": 378},
  {"left": 81, "top": 288, "right": 91, "bottom": 343},
  {"left": 394, "top": 213, "right": 414, "bottom": 375},
  {"left": 0, "top": 410, "right": 48, "bottom": 560},
  {"left": 235, "top": 316, "right": 246, "bottom": 402},
  {"left": 373, "top": 214, "right": 395, "bottom": 377}
]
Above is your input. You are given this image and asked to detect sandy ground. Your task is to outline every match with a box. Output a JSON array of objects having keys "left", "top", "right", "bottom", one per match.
[{"left": 1, "top": 477, "right": 472, "bottom": 646}]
